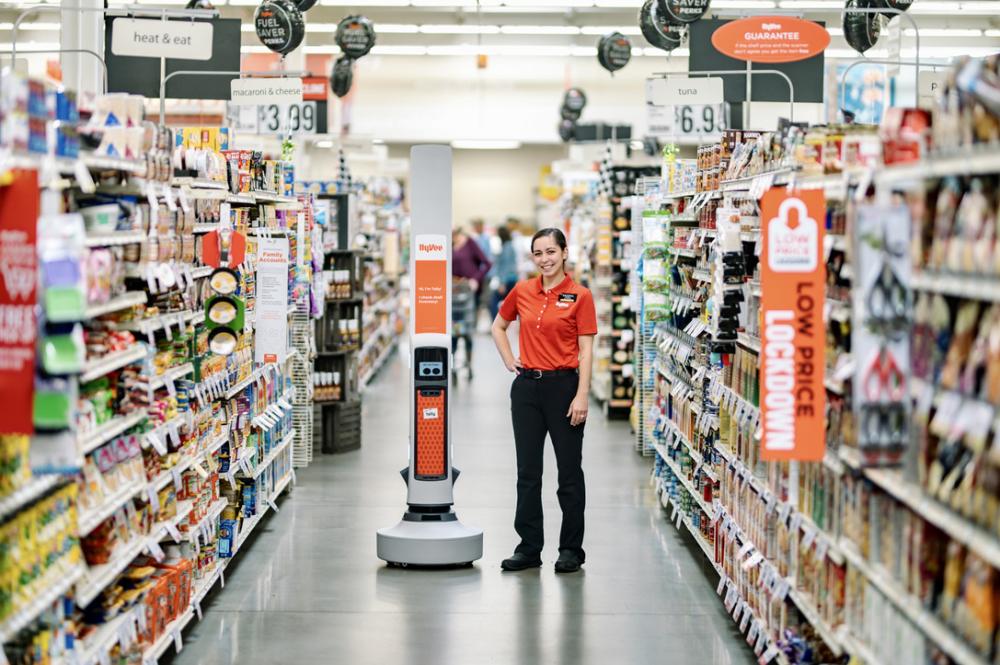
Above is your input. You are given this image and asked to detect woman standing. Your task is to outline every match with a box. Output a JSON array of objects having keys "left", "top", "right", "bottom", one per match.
[
  {"left": 491, "top": 228, "right": 597, "bottom": 573},
  {"left": 488, "top": 226, "right": 520, "bottom": 322}
]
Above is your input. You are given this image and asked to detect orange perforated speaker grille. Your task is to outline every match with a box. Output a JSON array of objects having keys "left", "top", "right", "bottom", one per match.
[{"left": 415, "top": 389, "right": 446, "bottom": 478}]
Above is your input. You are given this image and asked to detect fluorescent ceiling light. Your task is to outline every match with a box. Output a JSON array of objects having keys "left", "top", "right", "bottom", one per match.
[
  {"left": 713, "top": 0, "right": 776, "bottom": 6},
  {"left": 826, "top": 48, "right": 889, "bottom": 58},
  {"left": 1, "top": 42, "right": 61, "bottom": 51},
  {"left": 419, "top": 24, "right": 500, "bottom": 34},
  {"left": 375, "top": 23, "right": 421, "bottom": 33},
  {"left": 778, "top": 0, "right": 842, "bottom": 7},
  {"left": 903, "top": 28, "right": 983, "bottom": 37},
  {"left": 304, "top": 23, "right": 339, "bottom": 32},
  {"left": 452, "top": 140, "right": 521, "bottom": 149},
  {"left": 320, "top": 0, "right": 409, "bottom": 5},
  {"left": 372, "top": 139, "right": 385, "bottom": 144},
  {"left": 370, "top": 44, "right": 430, "bottom": 55},
  {"left": 987, "top": 29, "right": 1000, "bottom": 37},
  {"left": 580, "top": 26, "right": 641, "bottom": 36},
  {"left": 500, "top": 25, "right": 582, "bottom": 35},
  {"left": 314, "top": 140, "right": 334, "bottom": 148},
  {"left": 0, "top": 22, "right": 61, "bottom": 31},
  {"left": 911, "top": 1, "right": 1000, "bottom": 13}
]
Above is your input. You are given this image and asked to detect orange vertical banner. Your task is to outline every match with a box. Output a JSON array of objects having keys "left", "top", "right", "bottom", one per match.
[{"left": 759, "top": 187, "right": 826, "bottom": 462}]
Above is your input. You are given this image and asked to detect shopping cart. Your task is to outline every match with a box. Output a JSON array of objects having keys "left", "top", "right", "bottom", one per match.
[{"left": 452, "top": 278, "right": 476, "bottom": 380}]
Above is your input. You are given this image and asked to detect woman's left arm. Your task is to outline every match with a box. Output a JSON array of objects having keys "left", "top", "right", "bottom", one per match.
[{"left": 567, "top": 335, "right": 595, "bottom": 426}]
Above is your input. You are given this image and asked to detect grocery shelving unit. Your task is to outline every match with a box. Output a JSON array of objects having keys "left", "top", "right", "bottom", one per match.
[{"left": 633, "top": 95, "right": 1000, "bottom": 665}]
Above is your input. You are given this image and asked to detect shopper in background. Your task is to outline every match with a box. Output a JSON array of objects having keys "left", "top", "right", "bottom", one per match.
[
  {"left": 491, "top": 227, "right": 597, "bottom": 574},
  {"left": 489, "top": 226, "right": 519, "bottom": 322},
  {"left": 452, "top": 226, "right": 493, "bottom": 368},
  {"left": 471, "top": 218, "right": 492, "bottom": 259}
]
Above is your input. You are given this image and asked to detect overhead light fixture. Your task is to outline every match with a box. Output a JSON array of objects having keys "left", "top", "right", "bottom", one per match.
[
  {"left": 580, "top": 26, "right": 642, "bottom": 36},
  {"left": 0, "top": 22, "right": 61, "bottom": 31},
  {"left": 903, "top": 28, "right": 983, "bottom": 37},
  {"left": 451, "top": 140, "right": 522, "bottom": 150},
  {"left": 315, "top": 140, "right": 335, "bottom": 148},
  {"left": 500, "top": 25, "right": 582, "bottom": 35},
  {"left": 911, "top": 1, "right": 1000, "bottom": 12},
  {"left": 370, "top": 45, "right": 430, "bottom": 55},
  {"left": 419, "top": 24, "right": 501, "bottom": 34},
  {"left": 376, "top": 24, "right": 421, "bottom": 33},
  {"left": 777, "top": 0, "right": 842, "bottom": 8},
  {"left": 712, "top": 0, "right": 777, "bottom": 7},
  {"left": 373, "top": 139, "right": 385, "bottom": 144}
]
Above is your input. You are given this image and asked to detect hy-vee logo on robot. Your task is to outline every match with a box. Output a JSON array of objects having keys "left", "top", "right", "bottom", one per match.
[{"left": 419, "top": 243, "right": 444, "bottom": 253}]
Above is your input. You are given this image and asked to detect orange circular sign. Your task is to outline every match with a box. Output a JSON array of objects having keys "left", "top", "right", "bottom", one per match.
[{"left": 711, "top": 16, "right": 830, "bottom": 64}]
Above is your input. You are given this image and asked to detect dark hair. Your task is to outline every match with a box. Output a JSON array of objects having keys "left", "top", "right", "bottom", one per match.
[
  {"left": 531, "top": 227, "right": 567, "bottom": 252},
  {"left": 497, "top": 226, "right": 512, "bottom": 243}
]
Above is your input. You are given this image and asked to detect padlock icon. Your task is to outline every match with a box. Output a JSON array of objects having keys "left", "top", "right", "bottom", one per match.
[{"left": 767, "top": 197, "right": 819, "bottom": 273}]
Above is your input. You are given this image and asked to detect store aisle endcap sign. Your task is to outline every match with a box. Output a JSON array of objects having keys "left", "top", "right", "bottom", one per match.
[
  {"left": 110, "top": 18, "right": 213, "bottom": 60},
  {"left": 254, "top": 237, "right": 289, "bottom": 364},
  {"left": 711, "top": 16, "right": 829, "bottom": 63},
  {"left": 413, "top": 234, "right": 447, "bottom": 336},
  {"left": 230, "top": 78, "right": 303, "bottom": 105},
  {"left": 647, "top": 77, "right": 724, "bottom": 106},
  {"left": 759, "top": 187, "right": 826, "bottom": 462}
]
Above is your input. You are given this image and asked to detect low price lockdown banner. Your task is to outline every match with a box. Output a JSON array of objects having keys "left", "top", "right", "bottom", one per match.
[
  {"left": 759, "top": 187, "right": 826, "bottom": 461},
  {"left": 0, "top": 171, "right": 40, "bottom": 434}
]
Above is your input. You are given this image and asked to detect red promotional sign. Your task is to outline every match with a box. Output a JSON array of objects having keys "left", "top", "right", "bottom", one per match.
[
  {"left": 0, "top": 171, "right": 39, "bottom": 435},
  {"left": 302, "top": 76, "right": 329, "bottom": 101},
  {"left": 711, "top": 16, "right": 830, "bottom": 63},
  {"left": 759, "top": 187, "right": 825, "bottom": 462},
  {"left": 413, "top": 235, "right": 447, "bottom": 336}
]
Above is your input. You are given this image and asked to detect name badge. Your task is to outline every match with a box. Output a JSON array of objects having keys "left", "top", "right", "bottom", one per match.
[{"left": 558, "top": 293, "right": 577, "bottom": 303}]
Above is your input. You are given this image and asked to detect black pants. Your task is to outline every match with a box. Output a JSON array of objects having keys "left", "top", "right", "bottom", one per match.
[{"left": 510, "top": 373, "right": 586, "bottom": 560}]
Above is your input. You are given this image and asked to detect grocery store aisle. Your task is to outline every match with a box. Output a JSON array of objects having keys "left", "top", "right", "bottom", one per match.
[{"left": 169, "top": 336, "right": 753, "bottom": 665}]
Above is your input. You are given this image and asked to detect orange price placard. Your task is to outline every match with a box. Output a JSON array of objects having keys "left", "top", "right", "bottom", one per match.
[
  {"left": 759, "top": 187, "right": 826, "bottom": 462},
  {"left": 711, "top": 16, "right": 830, "bottom": 64}
]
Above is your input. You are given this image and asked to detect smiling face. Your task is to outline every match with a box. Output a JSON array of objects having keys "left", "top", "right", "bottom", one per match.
[{"left": 531, "top": 234, "right": 568, "bottom": 280}]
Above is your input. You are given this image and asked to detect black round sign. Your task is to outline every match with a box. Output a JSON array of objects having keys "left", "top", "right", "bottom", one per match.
[
  {"left": 640, "top": 0, "right": 683, "bottom": 52},
  {"left": 563, "top": 88, "right": 587, "bottom": 113},
  {"left": 294, "top": 0, "right": 317, "bottom": 11},
  {"left": 330, "top": 56, "right": 354, "bottom": 98},
  {"left": 597, "top": 32, "right": 631, "bottom": 74},
  {"left": 336, "top": 15, "right": 376, "bottom": 59},
  {"left": 254, "top": 0, "right": 304, "bottom": 56},
  {"left": 656, "top": 0, "right": 711, "bottom": 25},
  {"left": 559, "top": 119, "right": 575, "bottom": 143},
  {"left": 878, "top": 0, "right": 913, "bottom": 17},
  {"left": 561, "top": 105, "right": 581, "bottom": 121},
  {"left": 844, "top": 0, "right": 881, "bottom": 54}
]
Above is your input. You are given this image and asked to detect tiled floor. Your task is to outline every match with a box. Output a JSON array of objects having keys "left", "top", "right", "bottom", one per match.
[{"left": 168, "top": 338, "right": 754, "bottom": 665}]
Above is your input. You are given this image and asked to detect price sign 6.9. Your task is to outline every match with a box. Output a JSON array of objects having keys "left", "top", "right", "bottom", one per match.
[{"left": 647, "top": 103, "right": 728, "bottom": 143}]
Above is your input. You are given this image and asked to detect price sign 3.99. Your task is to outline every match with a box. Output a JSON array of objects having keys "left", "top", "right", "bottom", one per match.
[{"left": 227, "top": 101, "right": 322, "bottom": 135}]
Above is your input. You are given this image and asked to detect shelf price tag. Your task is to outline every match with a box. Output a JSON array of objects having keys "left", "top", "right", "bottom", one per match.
[
  {"left": 172, "top": 628, "right": 183, "bottom": 653},
  {"left": 194, "top": 600, "right": 203, "bottom": 621},
  {"left": 74, "top": 160, "right": 97, "bottom": 194},
  {"left": 146, "top": 539, "right": 165, "bottom": 562},
  {"left": 165, "top": 522, "right": 182, "bottom": 541},
  {"left": 717, "top": 575, "right": 728, "bottom": 596}
]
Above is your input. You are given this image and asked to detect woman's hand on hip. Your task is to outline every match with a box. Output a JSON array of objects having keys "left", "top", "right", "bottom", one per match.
[
  {"left": 567, "top": 394, "right": 588, "bottom": 426},
  {"left": 504, "top": 356, "right": 523, "bottom": 373}
]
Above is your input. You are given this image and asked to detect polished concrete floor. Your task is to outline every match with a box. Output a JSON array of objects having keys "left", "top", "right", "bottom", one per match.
[{"left": 169, "top": 338, "right": 755, "bottom": 665}]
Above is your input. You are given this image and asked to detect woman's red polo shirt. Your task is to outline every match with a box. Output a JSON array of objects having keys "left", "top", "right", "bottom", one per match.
[{"left": 499, "top": 275, "right": 598, "bottom": 370}]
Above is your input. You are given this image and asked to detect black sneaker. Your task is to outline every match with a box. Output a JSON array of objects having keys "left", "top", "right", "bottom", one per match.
[
  {"left": 554, "top": 551, "right": 584, "bottom": 574},
  {"left": 501, "top": 552, "right": 542, "bottom": 571}
]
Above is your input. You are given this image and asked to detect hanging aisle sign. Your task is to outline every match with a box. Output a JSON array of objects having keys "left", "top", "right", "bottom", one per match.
[
  {"left": 255, "top": 237, "right": 290, "bottom": 364},
  {"left": 413, "top": 235, "right": 447, "bottom": 335},
  {"left": 711, "top": 16, "right": 830, "bottom": 63},
  {"left": 230, "top": 78, "right": 303, "bottom": 106},
  {"left": 110, "top": 18, "right": 213, "bottom": 60},
  {"left": 645, "top": 78, "right": 726, "bottom": 141},
  {"left": 647, "top": 77, "right": 724, "bottom": 106},
  {"left": 759, "top": 187, "right": 826, "bottom": 462}
]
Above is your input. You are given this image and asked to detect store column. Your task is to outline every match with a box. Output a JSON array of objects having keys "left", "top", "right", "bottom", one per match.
[{"left": 60, "top": 0, "right": 103, "bottom": 100}]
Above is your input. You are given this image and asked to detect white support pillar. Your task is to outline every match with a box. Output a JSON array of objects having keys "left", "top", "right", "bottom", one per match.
[{"left": 60, "top": 0, "right": 103, "bottom": 99}]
